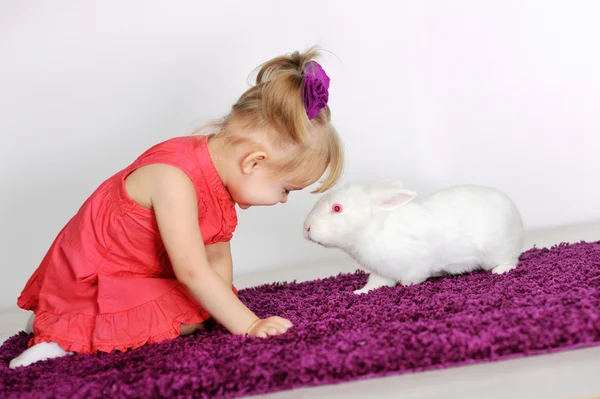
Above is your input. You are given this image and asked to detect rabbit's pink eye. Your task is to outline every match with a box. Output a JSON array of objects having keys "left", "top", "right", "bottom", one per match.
[{"left": 332, "top": 204, "right": 342, "bottom": 213}]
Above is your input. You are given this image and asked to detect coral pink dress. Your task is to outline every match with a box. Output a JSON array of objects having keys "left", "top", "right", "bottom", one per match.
[{"left": 17, "top": 135, "right": 238, "bottom": 354}]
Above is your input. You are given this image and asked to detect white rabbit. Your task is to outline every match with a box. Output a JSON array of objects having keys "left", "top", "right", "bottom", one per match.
[{"left": 303, "top": 181, "right": 525, "bottom": 294}]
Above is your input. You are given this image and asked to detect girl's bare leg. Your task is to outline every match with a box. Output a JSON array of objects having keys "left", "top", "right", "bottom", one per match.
[{"left": 179, "top": 321, "right": 208, "bottom": 336}]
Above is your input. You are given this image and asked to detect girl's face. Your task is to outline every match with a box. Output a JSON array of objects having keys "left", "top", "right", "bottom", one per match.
[
  {"left": 228, "top": 165, "right": 312, "bottom": 209},
  {"left": 207, "top": 124, "right": 329, "bottom": 209}
]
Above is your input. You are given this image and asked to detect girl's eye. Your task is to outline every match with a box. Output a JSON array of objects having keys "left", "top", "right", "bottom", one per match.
[{"left": 332, "top": 204, "right": 342, "bottom": 213}]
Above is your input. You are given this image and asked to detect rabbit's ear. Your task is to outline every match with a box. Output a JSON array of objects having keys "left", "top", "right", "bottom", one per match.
[{"left": 370, "top": 183, "right": 416, "bottom": 210}]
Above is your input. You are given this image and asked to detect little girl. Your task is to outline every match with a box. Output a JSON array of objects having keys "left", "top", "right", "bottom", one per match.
[{"left": 9, "top": 47, "right": 344, "bottom": 368}]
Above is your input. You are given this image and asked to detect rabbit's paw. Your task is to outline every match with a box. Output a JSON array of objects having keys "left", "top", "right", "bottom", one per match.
[{"left": 491, "top": 263, "right": 517, "bottom": 275}]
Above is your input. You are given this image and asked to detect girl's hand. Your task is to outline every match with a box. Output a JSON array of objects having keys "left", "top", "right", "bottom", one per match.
[{"left": 246, "top": 316, "right": 293, "bottom": 338}]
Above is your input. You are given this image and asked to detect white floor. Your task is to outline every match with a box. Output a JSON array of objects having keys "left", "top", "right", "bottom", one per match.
[{"left": 2, "top": 221, "right": 599, "bottom": 399}]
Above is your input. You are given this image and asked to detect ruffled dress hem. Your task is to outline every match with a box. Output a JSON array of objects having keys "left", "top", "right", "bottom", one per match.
[{"left": 18, "top": 282, "right": 239, "bottom": 355}]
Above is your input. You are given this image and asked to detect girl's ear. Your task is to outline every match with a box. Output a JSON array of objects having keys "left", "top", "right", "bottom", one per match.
[{"left": 241, "top": 151, "right": 268, "bottom": 175}]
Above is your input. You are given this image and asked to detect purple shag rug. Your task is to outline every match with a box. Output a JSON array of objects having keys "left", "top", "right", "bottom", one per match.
[{"left": 1, "top": 241, "right": 600, "bottom": 398}]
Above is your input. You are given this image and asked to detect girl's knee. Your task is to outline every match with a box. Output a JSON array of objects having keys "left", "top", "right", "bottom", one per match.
[{"left": 179, "top": 322, "right": 206, "bottom": 336}]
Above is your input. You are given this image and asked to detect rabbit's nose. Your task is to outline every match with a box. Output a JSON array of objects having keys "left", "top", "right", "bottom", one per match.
[{"left": 303, "top": 226, "right": 311, "bottom": 239}]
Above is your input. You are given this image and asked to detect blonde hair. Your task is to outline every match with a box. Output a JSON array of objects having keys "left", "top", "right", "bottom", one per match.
[{"left": 201, "top": 47, "right": 344, "bottom": 194}]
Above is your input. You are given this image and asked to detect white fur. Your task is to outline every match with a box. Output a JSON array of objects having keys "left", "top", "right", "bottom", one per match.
[
  {"left": 9, "top": 313, "right": 72, "bottom": 369},
  {"left": 353, "top": 273, "right": 396, "bottom": 294},
  {"left": 303, "top": 182, "right": 525, "bottom": 294}
]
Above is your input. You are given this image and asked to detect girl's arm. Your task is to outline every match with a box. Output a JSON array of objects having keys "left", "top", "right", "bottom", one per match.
[
  {"left": 205, "top": 242, "right": 233, "bottom": 288},
  {"left": 148, "top": 164, "right": 291, "bottom": 337}
]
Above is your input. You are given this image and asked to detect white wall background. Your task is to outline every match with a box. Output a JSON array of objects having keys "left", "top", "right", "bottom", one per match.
[{"left": 1, "top": 0, "right": 599, "bottom": 309}]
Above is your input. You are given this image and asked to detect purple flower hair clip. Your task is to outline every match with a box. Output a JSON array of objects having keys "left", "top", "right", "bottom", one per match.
[{"left": 302, "top": 61, "right": 330, "bottom": 119}]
